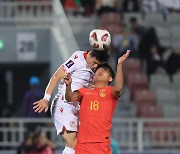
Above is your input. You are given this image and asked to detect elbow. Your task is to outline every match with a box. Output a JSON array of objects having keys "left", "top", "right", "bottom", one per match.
[
  {"left": 117, "top": 89, "right": 122, "bottom": 96},
  {"left": 114, "top": 89, "right": 122, "bottom": 98},
  {"left": 115, "top": 86, "right": 122, "bottom": 93},
  {"left": 119, "top": 89, "right": 122, "bottom": 96}
]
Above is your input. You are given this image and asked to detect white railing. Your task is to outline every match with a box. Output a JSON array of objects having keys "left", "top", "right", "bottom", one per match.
[
  {"left": 0, "top": 1, "right": 52, "bottom": 23},
  {"left": 1, "top": 118, "right": 180, "bottom": 151},
  {"left": 0, "top": 118, "right": 65, "bottom": 148}
]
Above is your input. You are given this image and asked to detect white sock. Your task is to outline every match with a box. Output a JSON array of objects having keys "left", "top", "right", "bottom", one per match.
[{"left": 62, "top": 147, "right": 75, "bottom": 154}]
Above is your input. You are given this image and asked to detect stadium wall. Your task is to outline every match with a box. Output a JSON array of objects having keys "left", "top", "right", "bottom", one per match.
[{"left": 0, "top": 26, "right": 50, "bottom": 63}]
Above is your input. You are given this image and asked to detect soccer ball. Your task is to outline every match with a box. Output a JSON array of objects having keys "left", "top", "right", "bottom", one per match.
[{"left": 89, "top": 29, "right": 111, "bottom": 51}]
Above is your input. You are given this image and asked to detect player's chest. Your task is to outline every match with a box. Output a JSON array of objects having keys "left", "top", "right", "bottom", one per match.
[{"left": 81, "top": 90, "right": 113, "bottom": 113}]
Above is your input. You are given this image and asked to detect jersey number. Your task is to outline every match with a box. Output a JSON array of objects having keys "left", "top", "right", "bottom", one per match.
[{"left": 90, "top": 100, "right": 99, "bottom": 110}]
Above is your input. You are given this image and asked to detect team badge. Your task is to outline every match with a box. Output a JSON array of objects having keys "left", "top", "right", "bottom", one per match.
[
  {"left": 100, "top": 89, "right": 106, "bottom": 97},
  {"left": 65, "top": 60, "right": 74, "bottom": 68}
]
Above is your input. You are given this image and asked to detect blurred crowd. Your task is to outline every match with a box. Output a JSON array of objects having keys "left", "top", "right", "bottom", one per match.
[
  {"left": 1, "top": 0, "right": 180, "bottom": 17},
  {"left": 17, "top": 128, "right": 56, "bottom": 154},
  {"left": 116, "top": 17, "right": 180, "bottom": 77},
  {"left": 61, "top": 0, "right": 180, "bottom": 16},
  {"left": 61, "top": 0, "right": 180, "bottom": 77}
]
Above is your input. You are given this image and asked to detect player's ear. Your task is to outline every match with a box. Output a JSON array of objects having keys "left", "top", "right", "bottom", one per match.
[{"left": 108, "top": 76, "right": 113, "bottom": 83}]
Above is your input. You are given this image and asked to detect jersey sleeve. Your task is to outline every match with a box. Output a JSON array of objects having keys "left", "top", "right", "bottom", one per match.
[{"left": 61, "top": 51, "right": 79, "bottom": 74}]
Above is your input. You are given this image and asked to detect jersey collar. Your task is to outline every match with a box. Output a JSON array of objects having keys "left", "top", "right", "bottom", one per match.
[{"left": 83, "top": 50, "right": 90, "bottom": 60}]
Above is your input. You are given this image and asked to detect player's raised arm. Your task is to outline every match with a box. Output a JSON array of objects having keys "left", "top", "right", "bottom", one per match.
[
  {"left": 33, "top": 66, "right": 66, "bottom": 113},
  {"left": 113, "top": 50, "right": 130, "bottom": 99},
  {"left": 64, "top": 74, "right": 81, "bottom": 102}
]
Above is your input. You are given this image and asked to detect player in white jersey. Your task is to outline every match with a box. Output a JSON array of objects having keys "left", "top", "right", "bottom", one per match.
[{"left": 33, "top": 49, "right": 109, "bottom": 154}]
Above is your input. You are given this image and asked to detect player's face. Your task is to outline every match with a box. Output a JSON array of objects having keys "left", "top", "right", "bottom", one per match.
[
  {"left": 86, "top": 56, "right": 100, "bottom": 70},
  {"left": 94, "top": 68, "right": 112, "bottom": 83}
]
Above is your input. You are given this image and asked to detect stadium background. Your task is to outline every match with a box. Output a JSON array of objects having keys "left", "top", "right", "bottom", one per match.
[{"left": 0, "top": 0, "right": 180, "bottom": 153}]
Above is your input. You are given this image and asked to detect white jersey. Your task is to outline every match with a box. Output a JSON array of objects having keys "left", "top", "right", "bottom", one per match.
[{"left": 54, "top": 51, "right": 94, "bottom": 104}]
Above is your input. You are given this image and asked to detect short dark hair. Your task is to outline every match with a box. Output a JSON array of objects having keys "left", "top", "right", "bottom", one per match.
[
  {"left": 90, "top": 49, "right": 110, "bottom": 63},
  {"left": 95, "top": 63, "right": 115, "bottom": 82}
]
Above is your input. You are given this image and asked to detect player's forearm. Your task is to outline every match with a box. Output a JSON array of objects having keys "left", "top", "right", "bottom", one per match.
[
  {"left": 44, "top": 67, "right": 66, "bottom": 98},
  {"left": 114, "top": 64, "right": 123, "bottom": 98},
  {"left": 44, "top": 76, "right": 59, "bottom": 95},
  {"left": 65, "top": 85, "right": 74, "bottom": 102},
  {"left": 65, "top": 84, "right": 80, "bottom": 102}
]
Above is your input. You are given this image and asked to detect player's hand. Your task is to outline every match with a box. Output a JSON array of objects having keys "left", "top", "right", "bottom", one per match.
[
  {"left": 64, "top": 73, "right": 72, "bottom": 86},
  {"left": 33, "top": 99, "right": 49, "bottom": 113},
  {"left": 118, "top": 50, "right": 130, "bottom": 65}
]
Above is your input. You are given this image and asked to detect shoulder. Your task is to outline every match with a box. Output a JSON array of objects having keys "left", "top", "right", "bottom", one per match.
[
  {"left": 78, "top": 87, "right": 90, "bottom": 94},
  {"left": 73, "top": 51, "right": 85, "bottom": 56},
  {"left": 79, "top": 87, "right": 88, "bottom": 92},
  {"left": 71, "top": 51, "right": 86, "bottom": 61},
  {"left": 106, "top": 86, "right": 113, "bottom": 91},
  {"left": 64, "top": 51, "right": 85, "bottom": 68},
  {"left": 106, "top": 86, "right": 118, "bottom": 100}
]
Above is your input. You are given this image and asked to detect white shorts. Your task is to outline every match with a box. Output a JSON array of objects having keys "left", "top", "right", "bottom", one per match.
[{"left": 50, "top": 98, "right": 80, "bottom": 135}]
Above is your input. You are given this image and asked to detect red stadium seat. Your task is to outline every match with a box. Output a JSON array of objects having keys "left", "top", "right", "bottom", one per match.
[
  {"left": 123, "top": 58, "right": 141, "bottom": 72},
  {"left": 126, "top": 72, "right": 149, "bottom": 99},
  {"left": 123, "top": 58, "right": 142, "bottom": 84},
  {"left": 139, "top": 104, "right": 170, "bottom": 143},
  {"left": 138, "top": 104, "right": 163, "bottom": 118},
  {"left": 102, "top": 24, "right": 119, "bottom": 39},
  {"left": 172, "top": 122, "right": 180, "bottom": 142},
  {"left": 145, "top": 122, "right": 171, "bottom": 143},
  {"left": 99, "top": 12, "right": 122, "bottom": 26},
  {"left": 134, "top": 89, "right": 156, "bottom": 109}
]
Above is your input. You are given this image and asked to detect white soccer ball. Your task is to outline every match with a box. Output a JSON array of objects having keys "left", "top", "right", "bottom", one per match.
[{"left": 89, "top": 29, "right": 111, "bottom": 51}]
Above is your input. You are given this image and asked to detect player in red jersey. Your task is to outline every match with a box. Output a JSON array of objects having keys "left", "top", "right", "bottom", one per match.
[{"left": 64, "top": 50, "right": 130, "bottom": 154}]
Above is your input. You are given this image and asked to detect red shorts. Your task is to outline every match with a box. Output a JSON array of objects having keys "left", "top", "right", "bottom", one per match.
[{"left": 75, "top": 142, "right": 112, "bottom": 154}]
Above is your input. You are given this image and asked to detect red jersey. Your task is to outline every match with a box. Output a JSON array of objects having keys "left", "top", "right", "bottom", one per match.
[{"left": 77, "top": 86, "right": 118, "bottom": 143}]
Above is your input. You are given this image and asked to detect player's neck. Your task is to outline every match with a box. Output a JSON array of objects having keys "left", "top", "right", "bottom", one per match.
[{"left": 94, "top": 82, "right": 108, "bottom": 88}]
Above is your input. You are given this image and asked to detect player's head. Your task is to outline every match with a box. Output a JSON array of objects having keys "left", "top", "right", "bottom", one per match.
[
  {"left": 94, "top": 63, "right": 115, "bottom": 84},
  {"left": 86, "top": 50, "right": 110, "bottom": 71}
]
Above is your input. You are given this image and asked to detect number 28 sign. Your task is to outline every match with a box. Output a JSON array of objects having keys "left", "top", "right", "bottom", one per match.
[{"left": 16, "top": 33, "right": 37, "bottom": 61}]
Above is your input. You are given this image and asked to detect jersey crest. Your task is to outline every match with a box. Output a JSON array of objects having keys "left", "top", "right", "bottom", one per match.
[{"left": 99, "top": 89, "right": 106, "bottom": 97}]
